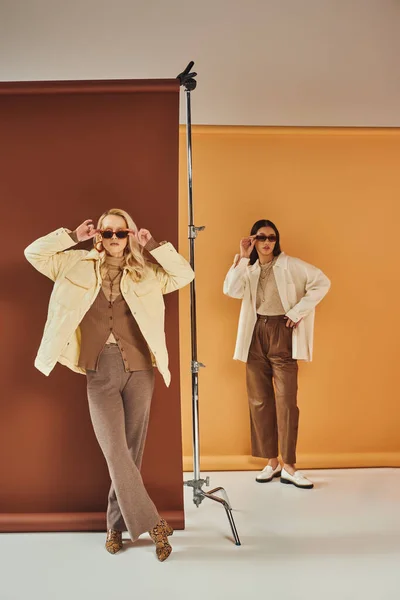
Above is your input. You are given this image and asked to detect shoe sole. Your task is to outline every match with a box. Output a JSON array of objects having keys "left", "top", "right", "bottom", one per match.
[
  {"left": 280, "top": 477, "right": 314, "bottom": 489},
  {"left": 255, "top": 471, "right": 282, "bottom": 483},
  {"left": 105, "top": 545, "right": 122, "bottom": 554}
]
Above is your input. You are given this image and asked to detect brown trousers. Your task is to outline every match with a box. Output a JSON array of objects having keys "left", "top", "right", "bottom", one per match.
[
  {"left": 246, "top": 315, "right": 299, "bottom": 465},
  {"left": 86, "top": 345, "right": 159, "bottom": 541}
]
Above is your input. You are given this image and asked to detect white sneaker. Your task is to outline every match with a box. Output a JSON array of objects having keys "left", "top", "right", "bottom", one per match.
[
  {"left": 255, "top": 464, "right": 282, "bottom": 483},
  {"left": 280, "top": 468, "right": 314, "bottom": 489}
]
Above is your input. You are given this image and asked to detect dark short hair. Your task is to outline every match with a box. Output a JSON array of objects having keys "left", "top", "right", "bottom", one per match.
[{"left": 249, "top": 219, "right": 282, "bottom": 265}]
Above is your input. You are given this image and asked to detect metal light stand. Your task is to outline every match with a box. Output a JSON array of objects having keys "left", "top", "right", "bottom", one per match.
[{"left": 177, "top": 62, "right": 241, "bottom": 546}]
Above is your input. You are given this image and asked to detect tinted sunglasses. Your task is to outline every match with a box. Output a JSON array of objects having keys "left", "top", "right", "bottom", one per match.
[
  {"left": 101, "top": 230, "right": 129, "bottom": 239},
  {"left": 255, "top": 234, "right": 277, "bottom": 243}
]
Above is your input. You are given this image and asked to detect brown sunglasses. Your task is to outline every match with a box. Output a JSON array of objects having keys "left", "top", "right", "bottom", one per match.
[
  {"left": 100, "top": 230, "right": 129, "bottom": 239},
  {"left": 255, "top": 234, "right": 277, "bottom": 242}
]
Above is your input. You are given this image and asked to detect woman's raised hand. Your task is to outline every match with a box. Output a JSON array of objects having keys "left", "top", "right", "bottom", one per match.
[
  {"left": 239, "top": 235, "right": 256, "bottom": 259},
  {"left": 74, "top": 220, "right": 98, "bottom": 242},
  {"left": 131, "top": 228, "right": 152, "bottom": 247}
]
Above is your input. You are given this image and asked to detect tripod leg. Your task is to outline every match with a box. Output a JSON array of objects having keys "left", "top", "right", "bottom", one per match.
[
  {"left": 225, "top": 507, "right": 241, "bottom": 546},
  {"left": 208, "top": 486, "right": 232, "bottom": 509},
  {"left": 202, "top": 490, "right": 242, "bottom": 546}
]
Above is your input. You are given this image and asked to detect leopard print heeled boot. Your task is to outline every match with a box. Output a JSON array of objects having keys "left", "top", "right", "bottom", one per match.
[
  {"left": 105, "top": 529, "right": 123, "bottom": 554},
  {"left": 148, "top": 518, "right": 173, "bottom": 562}
]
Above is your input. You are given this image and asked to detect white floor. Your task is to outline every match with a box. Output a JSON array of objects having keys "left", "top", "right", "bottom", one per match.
[{"left": 1, "top": 469, "right": 399, "bottom": 600}]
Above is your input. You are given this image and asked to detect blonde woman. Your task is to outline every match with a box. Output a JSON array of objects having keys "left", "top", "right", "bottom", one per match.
[{"left": 24, "top": 208, "right": 194, "bottom": 561}]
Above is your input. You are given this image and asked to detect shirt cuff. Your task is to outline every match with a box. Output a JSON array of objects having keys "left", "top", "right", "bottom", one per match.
[
  {"left": 285, "top": 308, "right": 301, "bottom": 323},
  {"left": 68, "top": 231, "right": 79, "bottom": 244},
  {"left": 145, "top": 237, "right": 161, "bottom": 252}
]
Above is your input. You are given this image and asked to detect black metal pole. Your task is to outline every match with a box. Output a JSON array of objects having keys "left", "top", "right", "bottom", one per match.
[
  {"left": 178, "top": 62, "right": 241, "bottom": 546},
  {"left": 185, "top": 87, "right": 202, "bottom": 481}
]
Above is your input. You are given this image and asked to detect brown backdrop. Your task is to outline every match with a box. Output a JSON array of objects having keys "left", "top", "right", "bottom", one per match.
[{"left": 0, "top": 79, "right": 185, "bottom": 531}]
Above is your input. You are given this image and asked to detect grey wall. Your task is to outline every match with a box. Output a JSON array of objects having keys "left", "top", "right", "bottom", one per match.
[{"left": 1, "top": 0, "right": 399, "bottom": 126}]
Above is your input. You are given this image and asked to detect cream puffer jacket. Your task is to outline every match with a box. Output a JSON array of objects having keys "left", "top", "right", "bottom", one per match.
[{"left": 24, "top": 228, "right": 195, "bottom": 386}]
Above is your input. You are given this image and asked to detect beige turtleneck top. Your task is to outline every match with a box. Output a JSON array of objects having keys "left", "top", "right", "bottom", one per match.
[{"left": 256, "top": 259, "right": 285, "bottom": 316}]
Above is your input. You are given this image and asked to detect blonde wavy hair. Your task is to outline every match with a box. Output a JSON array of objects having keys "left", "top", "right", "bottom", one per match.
[{"left": 94, "top": 208, "right": 146, "bottom": 281}]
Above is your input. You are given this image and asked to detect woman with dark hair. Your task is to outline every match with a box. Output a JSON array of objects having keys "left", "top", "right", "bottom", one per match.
[{"left": 224, "top": 219, "right": 330, "bottom": 489}]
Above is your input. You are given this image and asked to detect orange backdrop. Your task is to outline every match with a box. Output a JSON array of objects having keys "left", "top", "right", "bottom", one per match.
[{"left": 178, "top": 126, "right": 400, "bottom": 470}]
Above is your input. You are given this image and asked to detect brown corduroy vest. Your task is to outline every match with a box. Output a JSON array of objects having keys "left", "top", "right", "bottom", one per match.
[{"left": 78, "top": 288, "right": 152, "bottom": 372}]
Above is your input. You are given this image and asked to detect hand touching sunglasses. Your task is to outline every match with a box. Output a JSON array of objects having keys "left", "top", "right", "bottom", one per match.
[
  {"left": 100, "top": 227, "right": 153, "bottom": 247},
  {"left": 239, "top": 232, "right": 278, "bottom": 260}
]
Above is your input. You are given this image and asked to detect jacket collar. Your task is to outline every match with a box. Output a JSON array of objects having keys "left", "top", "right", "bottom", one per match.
[
  {"left": 248, "top": 251, "right": 288, "bottom": 272},
  {"left": 82, "top": 248, "right": 104, "bottom": 261},
  {"left": 81, "top": 250, "right": 129, "bottom": 272}
]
